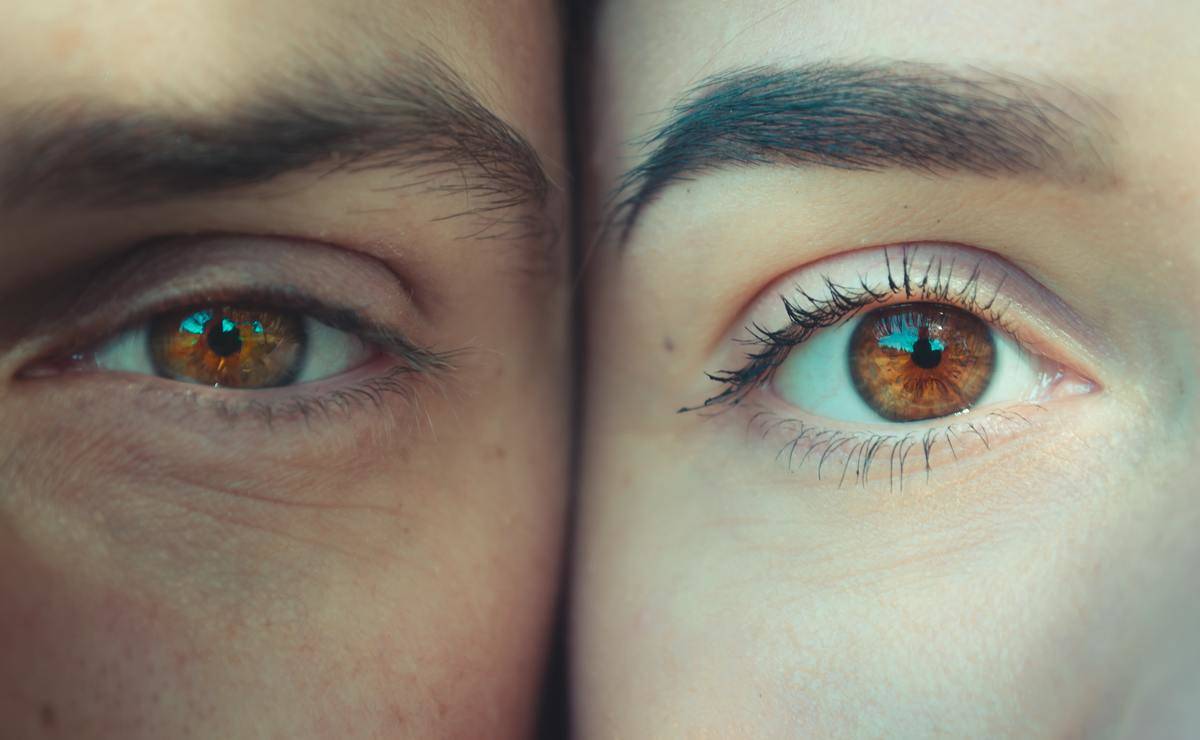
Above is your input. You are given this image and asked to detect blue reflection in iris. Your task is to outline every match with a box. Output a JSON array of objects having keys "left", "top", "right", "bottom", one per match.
[
  {"left": 179, "top": 310, "right": 212, "bottom": 335},
  {"left": 878, "top": 326, "right": 945, "bottom": 353}
]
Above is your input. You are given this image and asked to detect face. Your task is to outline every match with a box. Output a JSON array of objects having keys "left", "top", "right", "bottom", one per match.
[
  {"left": 576, "top": 1, "right": 1200, "bottom": 737},
  {"left": 0, "top": 1, "right": 566, "bottom": 737}
]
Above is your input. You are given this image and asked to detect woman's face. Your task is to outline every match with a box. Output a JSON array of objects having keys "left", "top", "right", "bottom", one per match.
[
  {"left": 576, "top": 0, "right": 1200, "bottom": 737},
  {"left": 0, "top": 1, "right": 567, "bottom": 736}
]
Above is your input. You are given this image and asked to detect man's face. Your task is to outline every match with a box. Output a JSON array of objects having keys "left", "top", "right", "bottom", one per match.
[
  {"left": 0, "top": 1, "right": 567, "bottom": 737},
  {"left": 576, "top": 0, "right": 1200, "bottom": 737}
]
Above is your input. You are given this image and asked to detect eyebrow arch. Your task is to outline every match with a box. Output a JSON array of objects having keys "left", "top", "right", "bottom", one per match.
[
  {"left": 609, "top": 62, "right": 1115, "bottom": 242},
  {"left": 0, "top": 50, "right": 551, "bottom": 240}
]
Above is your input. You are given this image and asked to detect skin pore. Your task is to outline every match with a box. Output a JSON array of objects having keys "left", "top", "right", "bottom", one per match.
[
  {"left": 0, "top": 1, "right": 567, "bottom": 737},
  {"left": 576, "top": 1, "right": 1200, "bottom": 738}
]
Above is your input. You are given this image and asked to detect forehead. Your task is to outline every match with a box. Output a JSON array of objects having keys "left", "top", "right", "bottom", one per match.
[{"left": 0, "top": 0, "right": 560, "bottom": 155}]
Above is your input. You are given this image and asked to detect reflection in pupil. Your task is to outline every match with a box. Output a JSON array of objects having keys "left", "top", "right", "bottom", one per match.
[
  {"left": 910, "top": 326, "right": 943, "bottom": 370},
  {"left": 206, "top": 317, "right": 243, "bottom": 357}
]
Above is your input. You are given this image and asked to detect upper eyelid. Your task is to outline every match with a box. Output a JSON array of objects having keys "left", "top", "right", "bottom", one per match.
[
  {"left": 6, "top": 236, "right": 431, "bottom": 369},
  {"left": 18, "top": 287, "right": 356, "bottom": 361},
  {"left": 723, "top": 243, "right": 1098, "bottom": 356}
]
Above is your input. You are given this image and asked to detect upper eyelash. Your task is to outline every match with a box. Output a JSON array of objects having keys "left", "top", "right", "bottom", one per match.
[{"left": 680, "top": 245, "right": 1021, "bottom": 413}]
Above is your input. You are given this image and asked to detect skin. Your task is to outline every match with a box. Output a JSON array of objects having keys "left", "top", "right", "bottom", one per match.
[
  {"left": 576, "top": 1, "right": 1200, "bottom": 738},
  {"left": 0, "top": 1, "right": 567, "bottom": 738}
]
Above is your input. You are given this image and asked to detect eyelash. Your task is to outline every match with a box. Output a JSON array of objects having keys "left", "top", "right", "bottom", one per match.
[
  {"left": 197, "top": 364, "right": 449, "bottom": 429},
  {"left": 682, "top": 246, "right": 1023, "bottom": 412},
  {"left": 742, "top": 402, "right": 1045, "bottom": 491}
]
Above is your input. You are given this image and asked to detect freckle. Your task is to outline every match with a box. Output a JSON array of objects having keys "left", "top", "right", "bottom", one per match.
[
  {"left": 493, "top": 447, "right": 506, "bottom": 460},
  {"left": 662, "top": 337, "right": 675, "bottom": 352},
  {"left": 39, "top": 703, "right": 56, "bottom": 728}
]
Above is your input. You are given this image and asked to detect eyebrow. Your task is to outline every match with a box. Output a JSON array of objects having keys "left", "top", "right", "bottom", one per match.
[
  {"left": 0, "top": 51, "right": 551, "bottom": 240},
  {"left": 610, "top": 62, "right": 1114, "bottom": 241}
]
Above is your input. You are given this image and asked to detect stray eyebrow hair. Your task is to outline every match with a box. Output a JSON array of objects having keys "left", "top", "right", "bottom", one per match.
[
  {"left": 0, "top": 50, "right": 551, "bottom": 240},
  {"left": 610, "top": 62, "right": 1114, "bottom": 242}
]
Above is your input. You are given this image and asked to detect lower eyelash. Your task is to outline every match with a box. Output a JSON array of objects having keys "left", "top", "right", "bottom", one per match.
[
  {"left": 213, "top": 364, "right": 439, "bottom": 428},
  {"left": 745, "top": 402, "right": 1046, "bottom": 490},
  {"left": 146, "top": 355, "right": 458, "bottom": 432}
]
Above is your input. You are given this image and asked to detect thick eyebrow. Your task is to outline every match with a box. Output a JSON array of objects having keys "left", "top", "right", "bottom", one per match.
[
  {"left": 0, "top": 51, "right": 551, "bottom": 240},
  {"left": 610, "top": 62, "right": 1114, "bottom": 241}
]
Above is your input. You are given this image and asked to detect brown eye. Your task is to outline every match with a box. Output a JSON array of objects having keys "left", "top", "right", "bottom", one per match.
[
  {"left": 848, "top": 303, "right": 995, "bottom": 422},
  {"left": 149, "top": 307, "right": 307, "bottom": 388}
]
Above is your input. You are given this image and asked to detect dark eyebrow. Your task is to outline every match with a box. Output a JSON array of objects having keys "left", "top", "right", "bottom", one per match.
[
  {"left": 610, "top": 62, "right": 1114, "bottom": 242},
  {"left": 0, "top": 51, "right": 551, "bottom": 240}
]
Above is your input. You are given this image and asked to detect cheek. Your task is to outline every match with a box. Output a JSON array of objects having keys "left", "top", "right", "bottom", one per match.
[
  {"left": 0, "top": 538, "right": 207, "bottom": 737},
  {"left": 0, "top": 405, "right": 564, "bottom": 738},
  {"left": 578, "top": 395, "right": 1195, "bottom": 737}
]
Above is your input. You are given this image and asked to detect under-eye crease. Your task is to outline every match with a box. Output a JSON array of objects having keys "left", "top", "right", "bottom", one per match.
[{"left": 684, "top": 243, "right": 1098, "bottom": 487}]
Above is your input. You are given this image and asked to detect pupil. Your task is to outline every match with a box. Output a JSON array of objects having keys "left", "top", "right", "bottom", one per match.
[
  {"left": 206, "top": 318, "right": 243, "bottom": 357},
  {"left": 910, "top": 327, "right": 942, "bottom": 370}
]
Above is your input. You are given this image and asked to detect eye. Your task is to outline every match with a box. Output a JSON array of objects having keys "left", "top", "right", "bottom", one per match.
[
  {"left": 688, "top": 244, "right": 1098, "bottom": 434},
  {"left": 89, "top": 304, "right": 375, "bottom": 389},
  {"left": 773, "top": 301, "right": 1051, "bottom": 424}
]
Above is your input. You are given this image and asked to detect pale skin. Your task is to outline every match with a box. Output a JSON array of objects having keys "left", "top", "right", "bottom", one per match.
[
  {"left": 576, "top": 1, "right": 1200, "bottom": 737},
  {"left": 0, "top": 1, "right": 567, "bottom": 737}
]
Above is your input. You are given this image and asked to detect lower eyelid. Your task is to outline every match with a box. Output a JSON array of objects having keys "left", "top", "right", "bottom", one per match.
[{"left": 17, "top": 353, "right": 443, "bottom": 435}]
